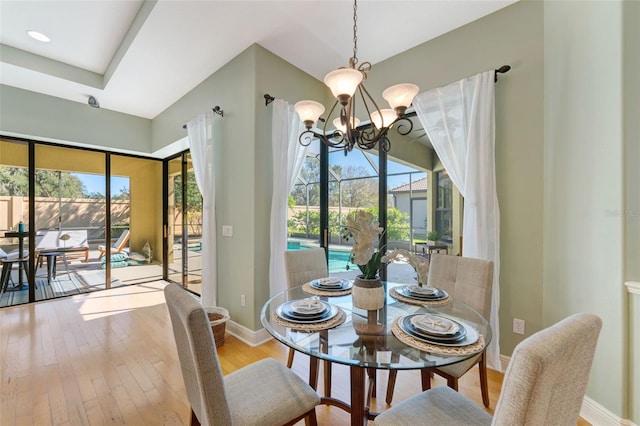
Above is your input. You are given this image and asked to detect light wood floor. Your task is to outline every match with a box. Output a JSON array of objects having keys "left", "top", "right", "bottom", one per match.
[{"left": 0, "top": 282, "right": 589, "bottom": 425}]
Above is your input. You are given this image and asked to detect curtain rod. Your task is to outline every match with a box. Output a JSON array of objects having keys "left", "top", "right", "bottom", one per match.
[
  {"left": 182, "top": 106, "right": 224, "bottom": 129},
  {"left": 264, "top": 64, "right": 511, "bottom": 107}
]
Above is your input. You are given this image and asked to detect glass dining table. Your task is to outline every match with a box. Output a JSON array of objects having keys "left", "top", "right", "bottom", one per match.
[{"left": 261, "top": 281, "right": 492, "bottom": 426}]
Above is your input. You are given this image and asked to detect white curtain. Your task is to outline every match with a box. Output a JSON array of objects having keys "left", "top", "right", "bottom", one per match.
[
  {"left": 187, "top": 110, "right": 219, "bottom": 307},
  {"left": 413, "top": 70, "right": 501, "bottom": 370},
  {"left": 269, "top": 99, "right": 308, "bottom": 296}
]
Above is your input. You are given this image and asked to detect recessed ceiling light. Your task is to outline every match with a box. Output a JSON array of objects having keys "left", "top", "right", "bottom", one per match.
[{"left": 27, "top": 30, "right": 50, "bottom": 43}]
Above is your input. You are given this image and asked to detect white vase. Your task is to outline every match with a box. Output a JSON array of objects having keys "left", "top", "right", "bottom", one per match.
[{"left": 352, "top": 276, "right": 385, "bottom": 310}]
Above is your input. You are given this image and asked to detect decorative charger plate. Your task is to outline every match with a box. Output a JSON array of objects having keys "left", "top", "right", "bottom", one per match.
[
  {"left": 309, "top": 278, "right": 353, "bottom": 292},
  {"left": 398, "top": 285, "right": 448, "bottom": 300},
  {"left": 276, "top": 300, "right": 339, "bottom": 324},
  {"left": 410, "top": 313, "right": 460, "bottom": 335},
  {"left": 399, "top": 314, "right": 478, "bottom": 347}
]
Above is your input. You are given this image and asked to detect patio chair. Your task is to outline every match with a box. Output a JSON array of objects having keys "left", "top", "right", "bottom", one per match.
[
  {"left": 164, "top": 283, "right": 319, "bottom": 426},
  {"left": 98, "top": 230, "right": 130, "bottom": 259},
  {"left": 0, "top": 247, "right": 30, "bottom": 294},
  {"left": 374, "top": 313, "right": 602, "bottom": 426}
]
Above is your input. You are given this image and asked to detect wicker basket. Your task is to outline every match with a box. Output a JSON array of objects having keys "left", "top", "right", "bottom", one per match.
[{"left": 206, "top": 307, "right": 230, "bottom": 347}]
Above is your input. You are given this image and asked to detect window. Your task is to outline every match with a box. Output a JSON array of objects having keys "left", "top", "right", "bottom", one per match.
[{"left": 435, "top": 171, "right": 452, "bottom": 243}]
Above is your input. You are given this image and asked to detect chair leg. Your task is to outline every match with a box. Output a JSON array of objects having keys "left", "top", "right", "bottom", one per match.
[
  {"left": 479, "top": 351, "right": 490, "bottom": 407},
  {"left": 421, "top": 369, "right": 433, "bottom": 391},
  {"left": 287, "top": 347, "right": 295, "bottom": 368},
  {"left": 189, "top": 408, "right": 200, "bottom": 426},
  {"left": 385, "top": 370, "right": 397, "bottom": 404},
  {"left": 304, "top": 409, "right": 318, "bottom": 426},
  {"left": 447, "top": 375, "right": 459, "bottom": 390}
]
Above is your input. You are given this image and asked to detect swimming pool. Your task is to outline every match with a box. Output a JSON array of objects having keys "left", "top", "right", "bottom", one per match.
[{"left": 287, "top": 242, "right": 354, "bottom": 272}]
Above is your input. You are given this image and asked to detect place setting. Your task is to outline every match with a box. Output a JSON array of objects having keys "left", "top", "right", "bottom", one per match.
[
  {"left": 392, "top": 312, "right": 485, "bottom": 356},
  {"left": 272, "top": 297, "right": 346, "bottom": 331},
  {"left": 302, "top": 276, "right": 353, "bottom": 296},
  {"left": 390, "top": 283, "right": 450, "bottom": 305}
]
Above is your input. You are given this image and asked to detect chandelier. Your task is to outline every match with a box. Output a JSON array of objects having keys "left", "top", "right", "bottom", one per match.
[{"left": 294, "top": 0, "right": 419, "bottom": 155}]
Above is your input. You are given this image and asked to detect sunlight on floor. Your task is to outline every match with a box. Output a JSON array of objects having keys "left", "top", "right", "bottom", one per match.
[{"left": 77, "top": 280, "right": 167, "bottom": 321}]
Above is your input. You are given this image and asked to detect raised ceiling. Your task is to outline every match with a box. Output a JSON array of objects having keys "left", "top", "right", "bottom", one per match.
[{"left": 0, "top": 0, "right": 517, "bottom": 120}]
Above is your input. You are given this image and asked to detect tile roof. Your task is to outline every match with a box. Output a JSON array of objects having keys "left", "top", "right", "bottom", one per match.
[{"left": 389, "top": 176, "right": 428, "bottom": 193}]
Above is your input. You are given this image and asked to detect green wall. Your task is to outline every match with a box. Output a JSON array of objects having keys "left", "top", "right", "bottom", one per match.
[
  {"left": 152, "top": 44, "right": 327, "bottom": 330},
  {"left": 0, "top": 84, "right": 151, "bottom": 153},
  {"left": 369, "top": 1, "right": 545, "bottom": 357},
  {"left": 544, "top": 0, "right": 626, "bottom": 417}
]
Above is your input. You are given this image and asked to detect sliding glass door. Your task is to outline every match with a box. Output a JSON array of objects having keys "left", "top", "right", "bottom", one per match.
[{"left": 165, "top": 152, "right": 202, "bottom": 293}]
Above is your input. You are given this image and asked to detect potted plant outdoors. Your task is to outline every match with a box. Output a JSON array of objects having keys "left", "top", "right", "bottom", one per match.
[
  {"left": 343, "top": 210, "right": 386, "bottom": 310},
  {"left": 427, "top": 230, "right": 441, "bottom": 246}
]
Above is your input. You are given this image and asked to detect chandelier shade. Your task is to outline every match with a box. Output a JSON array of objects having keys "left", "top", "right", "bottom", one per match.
[
  {"left": 324, "top": 68, "right": 364, "bottom": 101},
  {"left": 370, "top": 109, "right": 397, "bottom": 130},
  {"left": 294, "top": 0, "right": 418, "bottom": 155},
  {"left": 383, "top": 83, "right": 420, "bottom": 112},
  {"left": 294, "top": 100, "right": 325, "bottom": 125},
  {"left": 333, "top": 116, "right": 361, "bottom": 133}
]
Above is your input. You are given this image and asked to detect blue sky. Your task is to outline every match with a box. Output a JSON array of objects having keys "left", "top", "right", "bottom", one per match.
[{"left": 72, "top": 173, "right": 129, "bottom": 197}]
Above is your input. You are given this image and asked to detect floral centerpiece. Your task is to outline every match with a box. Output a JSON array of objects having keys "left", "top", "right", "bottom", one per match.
[
  {"left": 343, "top": 210, "right": 385, "bottom": 279},
  {"left": 383, "top": 248, "right": 430, "bottom": 286},
  {"left": 342, "top": 210, "right": 386, "bottom": 310}
]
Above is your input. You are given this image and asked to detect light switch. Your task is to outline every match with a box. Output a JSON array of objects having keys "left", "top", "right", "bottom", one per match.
[{"left": 222, "top": 225, "right": 233, "bottom": 237}]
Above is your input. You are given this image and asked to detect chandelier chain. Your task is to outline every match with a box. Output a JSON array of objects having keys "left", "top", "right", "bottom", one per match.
[{"left": 352, "top": 0, "right": 358, "bottom": 65}]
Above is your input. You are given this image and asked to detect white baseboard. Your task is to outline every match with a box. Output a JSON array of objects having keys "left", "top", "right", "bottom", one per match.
[
  {"left": 226, "top": 320, "right": 272, "bottom": 347},
  {"left": 581, "top": 395, "right": 637, "bottom": 426}
]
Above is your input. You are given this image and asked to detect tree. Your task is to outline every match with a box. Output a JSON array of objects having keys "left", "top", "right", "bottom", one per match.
[
  {"left": 0, "top": 167, "right": 86, "bottom": 197},
  {"left": 173, "top": 171, "right": 204, "bottom": 236}
]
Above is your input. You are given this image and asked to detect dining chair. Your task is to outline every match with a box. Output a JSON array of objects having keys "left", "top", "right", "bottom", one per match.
[
  {"left": 164, "top": 283, "right": 320, "bottom": 426},
  {"left": 386, "top": 254, "right": 494, "bottom": 405},
  {"left": 375, "top": 312, "right": 602, "bottom": 426},
  {"left": 284, "top": 247, "right": 333, "bottom": 396}
]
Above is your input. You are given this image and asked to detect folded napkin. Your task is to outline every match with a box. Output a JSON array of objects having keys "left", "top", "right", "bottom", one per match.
[
  {"left": 407, "top": 284, "right": 438, "bottom": 295},
  {"left": 318, "top": 277, "right": 341, "bottom": 285},
  {"left": 410, "top": 314, "right": 460, "bottom": 335},
  {"left": 291, "top": 299, "right": 324, "bottom": 313}
]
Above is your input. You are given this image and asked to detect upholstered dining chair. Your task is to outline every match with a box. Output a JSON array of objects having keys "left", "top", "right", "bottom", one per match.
[
  {"left": 375, "top": 312, "right": 602, "bottom": 426},
  {"left": 386, "top": 254, "right": 494, "bottom": 406},
  {"left": 164, "top": 283, "right": 320, "bottom": 426},
  {"left": 284, "top": 247, "right": 333, "bottom": 395}
]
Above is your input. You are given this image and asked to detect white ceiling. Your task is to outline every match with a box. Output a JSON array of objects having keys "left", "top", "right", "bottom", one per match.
[{"left": 0, "top": 0, "right": 517, "bottom": 120}]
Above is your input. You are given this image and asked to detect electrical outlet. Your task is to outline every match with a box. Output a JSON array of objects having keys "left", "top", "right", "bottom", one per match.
[
  {"left": 513, "top": 318, "right": 525, "bottom": 335},
  {"left": 240, "top": 294, "right": 246, "bottom": 307}
]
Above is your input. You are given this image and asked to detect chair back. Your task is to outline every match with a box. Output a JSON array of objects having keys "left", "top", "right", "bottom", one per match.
[
  {"left": 428, "top": 254, "right": 493, "bottom": 317},
  {"left": 114, "top": 230, "right": 130, "bottom": 250},
  {"left": 164, "top": 283, "right": 232, "bottom": 425},
  {"left": 284, "top": 248, "right": 328, "bottom": 288},
  {"left": 492, "top": 313, "right": 602, "bottom": 426}
]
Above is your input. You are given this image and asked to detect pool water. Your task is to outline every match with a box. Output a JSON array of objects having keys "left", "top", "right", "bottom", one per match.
[{"left": 287, "top": 242, "right": 354, "bottom": 272}]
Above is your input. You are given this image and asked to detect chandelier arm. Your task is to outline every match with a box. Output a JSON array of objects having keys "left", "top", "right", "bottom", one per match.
[
  {"left": 393, "top": 116, "right": 414, "bottom": 136},
  {"left": 323, "top": 99, "right": 340, "bottom": 136},
  {"left": 300, "top": 129, "right": 347, "bottom": 149}
]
